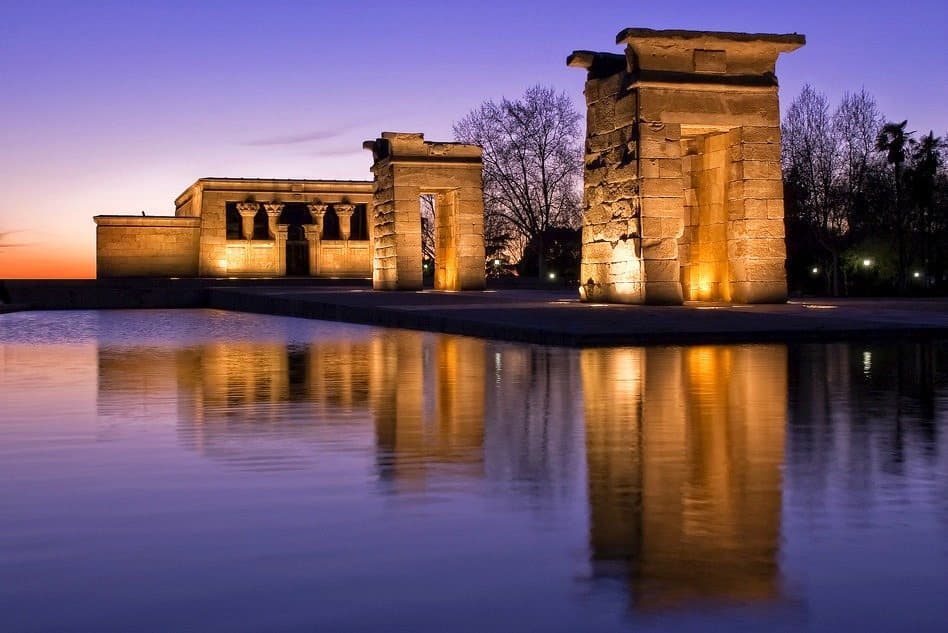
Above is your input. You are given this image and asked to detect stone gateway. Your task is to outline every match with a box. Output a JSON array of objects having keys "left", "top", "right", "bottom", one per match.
[{"left": 569, "top": 28, "right": 804, "bottom": 304}]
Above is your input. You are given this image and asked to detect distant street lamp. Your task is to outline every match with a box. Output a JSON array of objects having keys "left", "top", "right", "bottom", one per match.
[
  {"left": 548, "top": 272, "right": 557, "bottom": 280},
  {"left": 913, "top": 271, "right": 922, "bottom": 279},
  {"left": 811, "top": 266, "right": 820, "bottom": 275},
  {"left": 862, "top": 258, "right": 873, "bottom": 268},
  {"left": 493, "top": 259, "right": 502, "bottom": 268}
]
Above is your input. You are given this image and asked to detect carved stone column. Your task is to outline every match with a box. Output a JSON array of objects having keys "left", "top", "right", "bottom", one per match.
[
  {"left": 334, "top": 203, "right": 355, "bottom": 240},
  {"left": 274, "top": 225, "right": 288, "bottom": 275},
  {"left": 263, "top": 202, "right": 285, "bottom": 239},
  {"left": 236, "top": 202, "right": 259, "bottom": 240},
  {"left": 303, "top": 225, "right": 321, "bottom": 275},
  {"left": 307, "top": 202, "right": 328, "bottom": 238}
]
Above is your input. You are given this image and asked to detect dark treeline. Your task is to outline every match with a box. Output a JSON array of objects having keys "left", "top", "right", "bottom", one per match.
[{"left": 782, "top": 85, "right": 948, "bottom": 296}]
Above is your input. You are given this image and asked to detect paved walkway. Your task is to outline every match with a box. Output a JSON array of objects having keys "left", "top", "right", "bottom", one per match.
[{"left": 207, "top": 286, "right": 948, "bottom": 347}]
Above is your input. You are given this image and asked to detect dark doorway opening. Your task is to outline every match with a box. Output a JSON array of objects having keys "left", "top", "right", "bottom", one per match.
[{"left": 286, "top": 223, "right": 309, "bottom": 276}]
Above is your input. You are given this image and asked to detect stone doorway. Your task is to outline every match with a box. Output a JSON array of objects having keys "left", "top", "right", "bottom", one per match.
[
  {"left": 280, "top": 203, "right": 313, "bottom": 276},
  {"left": 285, "top": 224, "right": 309, "bottom": 276}
]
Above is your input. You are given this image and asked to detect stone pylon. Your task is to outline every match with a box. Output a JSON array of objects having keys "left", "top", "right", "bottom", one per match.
[{"left": 569, "top": 28, "right": 804, "bottom": 304}]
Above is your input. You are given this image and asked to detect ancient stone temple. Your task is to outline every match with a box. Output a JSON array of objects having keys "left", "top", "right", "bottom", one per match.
[
  {"left": 569, "top": 28, "right": 805, "bottom": 304},
  {"left": 94, "top": 132, "right": 486, "bottom": 290},
  {"left": 95, "top": 178, "right": 374, "bottom": 278}
]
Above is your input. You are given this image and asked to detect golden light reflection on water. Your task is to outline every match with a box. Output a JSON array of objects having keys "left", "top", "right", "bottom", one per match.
[
  {"left": 581, "top": 345, "right": 786, "bottom": 608},
  {"left": 93, "top": 332, "right": 788, "bottom": 610}
]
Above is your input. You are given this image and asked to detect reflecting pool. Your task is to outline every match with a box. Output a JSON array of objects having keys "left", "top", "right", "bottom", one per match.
[{"left": 1, "top": 310, "right": 946, "bottom": 632}]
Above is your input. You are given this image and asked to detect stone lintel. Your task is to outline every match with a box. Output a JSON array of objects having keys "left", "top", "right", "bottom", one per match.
[
  {"left": 617, "top": 27, "right": 805, "bottom": 78},
  {"left": 616, "top": 27, "right": 806, "bottom": 49},
  {"left": 173, "top": 178, "right": 373, "bottom": 210},
  {"left": 364, "top": 132, "right": 482, "bottom": 166}
]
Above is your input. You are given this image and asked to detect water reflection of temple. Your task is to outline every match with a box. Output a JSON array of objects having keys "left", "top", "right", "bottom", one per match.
[
  {"left": 97, "top": 336, "right": 789, "bottom": 608},
  {"left": 96, "top": 332, "right": 489, "bottom": 480},
  {"left": 92, "top": 331, "right": 948, "bottom": 615},
  {"left": 581, "top": 345, "right": 787, "bottom": 609}
]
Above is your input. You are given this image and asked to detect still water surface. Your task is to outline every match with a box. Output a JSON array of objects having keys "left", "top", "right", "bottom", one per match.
[{"left": 1, "top": 310, "right": 946, "bottom": 632}]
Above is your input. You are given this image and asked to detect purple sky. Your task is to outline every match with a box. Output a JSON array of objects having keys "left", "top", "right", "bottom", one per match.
[{"left": 2, "top": 0, "right": 946, "bottom": 276}]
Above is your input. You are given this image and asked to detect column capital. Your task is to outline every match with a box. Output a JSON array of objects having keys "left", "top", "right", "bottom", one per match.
[
  {"left": 307, "top": 202, "right": 328, "bottom": 219},
  {"left": 236, "top": 202, "right": 259, "bottom": 217},
  {"left": 333, "top": 203, "right": 356, "bottom": 218},
  {"left": 263, "top": 202, "right": 285, "bottom": 217},
  {"left": 236, "top": 202, "right": 258, "bottom": 240},
  {"left": 335, "top": 204, "right": 356, "bottom": 240}
]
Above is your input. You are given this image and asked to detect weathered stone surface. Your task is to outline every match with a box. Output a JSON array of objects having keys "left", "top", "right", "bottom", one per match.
[{"left": 571, "top": 26, "right": 802, "bottom": 305}]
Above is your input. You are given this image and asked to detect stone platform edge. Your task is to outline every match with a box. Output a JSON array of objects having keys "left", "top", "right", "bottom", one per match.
[{"left": 4, "top": 280, "right": 948, "bottom": 348}]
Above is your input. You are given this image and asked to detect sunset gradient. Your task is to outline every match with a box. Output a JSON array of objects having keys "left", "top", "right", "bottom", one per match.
[{"left": 2, "top": 0, "right": 945, "bottom": 278}]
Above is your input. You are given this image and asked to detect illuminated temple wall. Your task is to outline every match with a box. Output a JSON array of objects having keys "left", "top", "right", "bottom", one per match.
[
  {"left": 581, "top": 345, "right": 787, "bottom": 608},
  {"left": 94, "top": 216, "right": 201, "bottom": 277},
  {"left": 182, "top": 178, "right": 374, "bottom": 278},
  {"left": 569, "top": 28, "right": 804, "bottom": 304},
  {"left": 95, "top": 178, "right": 375, "bottom": 278}
]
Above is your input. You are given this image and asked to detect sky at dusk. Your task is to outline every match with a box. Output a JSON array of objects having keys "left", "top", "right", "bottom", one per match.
[{"left": 1, "top": 0, "right": 946, "bottom": 278}]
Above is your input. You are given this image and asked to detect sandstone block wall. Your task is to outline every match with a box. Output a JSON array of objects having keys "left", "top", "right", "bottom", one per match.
[
  {"left": 222, "top": 241, "right": 280, "bottom": 276},
  {"left": 94, "top": 216, "right": 200, "bottom": 277},
  {"left": 172, "top": 178, "right": 374, "bottom": 278},
  {"left": 569, "top": 28, "right": 803, "bottom": 304},
  {"left": 317, "top": 241, "right": 371, "bottom": 276}
]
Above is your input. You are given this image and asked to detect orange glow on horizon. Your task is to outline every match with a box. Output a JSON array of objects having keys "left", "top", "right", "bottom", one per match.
[{"left": 0, "top": 245, "right": 94, "bottom": 279}]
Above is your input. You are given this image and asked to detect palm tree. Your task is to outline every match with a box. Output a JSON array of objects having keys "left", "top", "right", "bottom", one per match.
[
  {"left": 909, "top": 132, "right": 946, "bottom": 286},
  {"left": 877, "top": 121, "right": 913, "bottom": 291}
]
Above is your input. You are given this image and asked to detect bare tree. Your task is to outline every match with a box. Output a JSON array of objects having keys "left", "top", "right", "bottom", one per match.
[
  {"left": 783, "top": 85, "right": 845, "bottom": 293},
  {"left": 454, "top": 85, "right": 582, "bottom": 277},
  {"left": 834, "top": 89, "right": 884, "bottom": 208}
]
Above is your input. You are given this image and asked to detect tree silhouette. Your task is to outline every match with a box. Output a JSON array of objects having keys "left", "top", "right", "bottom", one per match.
[
  {"left": 877, "top": 120, "right": 913, "bottom": 290},
  {"left": 454, "top": 85, "right": 582, "bottom": 278}
]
